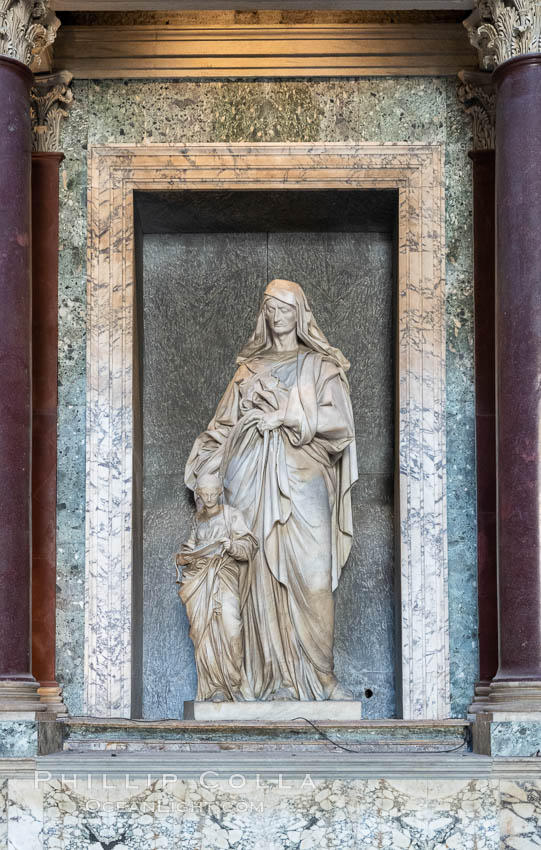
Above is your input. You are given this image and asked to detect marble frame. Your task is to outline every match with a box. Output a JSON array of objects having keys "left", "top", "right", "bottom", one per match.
[{"left": 85, "top": 143, "right": 449, "bottom": 720}]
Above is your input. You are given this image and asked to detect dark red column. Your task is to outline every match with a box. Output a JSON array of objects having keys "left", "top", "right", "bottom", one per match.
[
  {"left": 0, "top": 56, "right": 39, "bottom": 704},
  {"left": 31, "top": 152, "right": 64, "bottom": 711},
  {"left": 469, "top": 149, "right": 498, "bottom": 710},
  {"left": 490, "top": 55, "right": 541, "bottom": 705}
]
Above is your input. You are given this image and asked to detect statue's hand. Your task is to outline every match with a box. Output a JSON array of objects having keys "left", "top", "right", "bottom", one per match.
[
  {"left": 224, "top": 540, "right": 245, "bottom": 560},
  {"left": 176, "top": 552, "right": 187, "bottom": 566},
  {"left": 257, "top": 410, "right": 285, "bottom": 433},
  {"left": 242, "top": 409, "right": 264, "bottom": 426}
]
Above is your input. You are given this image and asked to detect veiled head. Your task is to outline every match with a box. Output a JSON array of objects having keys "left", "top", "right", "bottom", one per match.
[
  {"left": 264, "top": 278, "right": 303, "bottom": 308},
  {"left": 237, "top": 278, "right": 351, "bottom": 372}
]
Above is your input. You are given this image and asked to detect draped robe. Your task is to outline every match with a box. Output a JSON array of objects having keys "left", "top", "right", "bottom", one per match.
[
  {"left": 178, "top": 504, "right": 257, "bottom": 701},
  {"left": 185, "top": 345, "right": 358, "bottom": 700}
]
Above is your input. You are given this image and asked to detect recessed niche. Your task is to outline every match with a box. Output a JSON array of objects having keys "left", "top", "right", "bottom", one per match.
[{"left": 133, "top": 188, "right": 398, "bottom": 719}]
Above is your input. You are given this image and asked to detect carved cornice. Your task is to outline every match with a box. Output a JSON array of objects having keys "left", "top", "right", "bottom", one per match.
[
  {"left": 0, "top": 0, "right": 59, "bottom": 66},
  {"left": 31, "top": 70, "right": 73, "bottom": 152},
  {"left": 465, "top": 0, "right": 541, "bottom": 70},
  {"left": 458, "top": 70, "right": 496, "bottom": 149},
  {"left": 53, "top": 22, "right": 477, "bottom": 79}
]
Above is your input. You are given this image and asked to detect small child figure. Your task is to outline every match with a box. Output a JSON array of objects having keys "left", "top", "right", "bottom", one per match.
[{"left": 176, "top": 473, "right": 257, "bottom": 702}]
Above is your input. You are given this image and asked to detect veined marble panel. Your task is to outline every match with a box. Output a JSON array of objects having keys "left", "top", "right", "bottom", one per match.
[
  {"left": 85, "top": 143, "right": 449, "bottom": 719},
  {"left": 4, "top": 780, "right": 43, "bottom": 850},
  {"left": 0, "top": 723, "right": 38, "bottom": 760},
  {"left": 0, "top": 780, "right": 6, "bottom": 850},
  {"left": 0, "top": 772, "right": 525, "bottom": 849},
  {"left": 500, "top": 780, "right": 541, "bottom": 850}
]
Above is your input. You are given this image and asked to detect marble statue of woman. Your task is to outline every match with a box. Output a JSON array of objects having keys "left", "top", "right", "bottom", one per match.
[
  {"left": 185, "top": 279, "right": 358, "bottom": 702},
  {"left": 176, "top": 473, "right": 258, "bottom": 702}
]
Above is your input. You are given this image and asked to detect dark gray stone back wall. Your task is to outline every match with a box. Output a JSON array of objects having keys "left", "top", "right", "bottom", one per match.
[{"left": 141, "top": 228, "right": 395, "bottom": 719}]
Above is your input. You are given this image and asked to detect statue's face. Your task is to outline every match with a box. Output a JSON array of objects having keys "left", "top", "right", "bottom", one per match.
[
  {"left": 264, "top": 297, "right": 297, "bottom": 336},
  {"left": 197, "top": 486, "right": 222, "bottom": 509}
]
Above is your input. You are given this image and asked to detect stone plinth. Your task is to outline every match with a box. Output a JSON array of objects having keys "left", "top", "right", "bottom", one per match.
[
  {"left": 184, "top": 700, "right": 362, "bottom": 723},
  {"left": 472, "top": 711, "right": 541, "bottom": 757},
  {"left": 62, "top": 717, "right": 468, "bottom": 755},
  {"left": 0, "top": 711, "right": 64, "bottom": 758}
]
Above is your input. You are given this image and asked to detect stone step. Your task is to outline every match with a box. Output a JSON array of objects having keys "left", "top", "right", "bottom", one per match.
[
  {"left": 63, "top": 737, "right": 466, "bottom": 754},
  {"left": 61, "top": 717, "right": 469, "bottom": 754},
  {"left": 38, "top": 749, "right": 532, "bottom": 783}
]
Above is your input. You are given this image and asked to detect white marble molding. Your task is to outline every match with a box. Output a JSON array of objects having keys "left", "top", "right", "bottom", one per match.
[{"left": 85, "top": 143, "right": 449, "bottom": 720}]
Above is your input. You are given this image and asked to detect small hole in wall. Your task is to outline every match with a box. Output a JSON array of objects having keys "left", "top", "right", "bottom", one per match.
[{"left": 364, "top": 689, "right": 374, "bottom": 699}]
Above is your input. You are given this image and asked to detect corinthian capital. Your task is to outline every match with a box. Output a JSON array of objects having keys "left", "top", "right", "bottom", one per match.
[
  {"left": 458, "top": 71, "right": 496, "bottom": 149},
  {"left": 465, "top": 0, "right": 541, "bottom": 70},
  {"left": 0, "top": 0, "right": 59, "bottom": 67},
  {"left": 31, "top": 70, "right": 73, "bottom": 152}
]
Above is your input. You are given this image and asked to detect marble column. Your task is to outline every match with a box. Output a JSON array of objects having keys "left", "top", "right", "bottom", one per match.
[
  {"left": 0, "top": 52, "right": 36, "bottom": 709},
  {"left": 470, "top": 146, "right": 497, "bottom": 710},
  {"left": 0, "top": 1, "right": 58, "bottom": 712},
  {"left": 30, "top": 72, "right": 73, "bottom": 714},
  {"left": 491, "top": 53, "right": 541, "bottom": 706},
  {"left": 467, "top": 1, "right": 541, "bottom": 713},
  {"left": 459, "top": 76, "right": 497, "bottom": 712}
]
